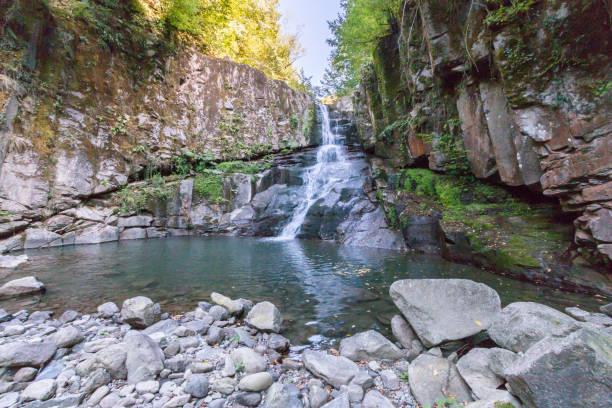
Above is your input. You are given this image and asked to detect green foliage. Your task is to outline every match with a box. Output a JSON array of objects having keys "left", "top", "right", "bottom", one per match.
[
  {"left": 230, "top": 334, "right": 240, "bottom": 343},
  {"left": 0, "top": 210, "right": 13, "bottom": 217},
  {"left": 400, "top": 169, "right": 529, "bottom": 222},
  {"left": 290, "top": 114, "right": 299, "bottom": 131},
  {"left": 398, "top": 372, "right": 409, "bottom": 382},
  {"left": 484, "top": 0, "right": 535, "bottom": 26},
  {"left": 193, "top": 171, "right": 225, "bottom": 204},
  {"left": 216, "top": 160, "right": 271, "bottom": 174},
  {"left": 114, "top": 175, "right": 175, "bottom": 214},
  {"left": 172, "top": 150, "right": 215, "bottom": 176},
  {"left": 324, "top": 0, "right": 402, "bottom": 95},
  {"left": 590, "top": 80, "right": 612, "bottom": 100},
  {"left": 419, "top": 118, "right": 471, "bottom": 178},
  {"left": 494, "top": 402, "right": 517, "bottom": 408},
  {"left": 111, "top": 114, "right": 129, "bottom": 137},
  {"left": 235, "top": 361, "right": 245, "bottom": 373}
]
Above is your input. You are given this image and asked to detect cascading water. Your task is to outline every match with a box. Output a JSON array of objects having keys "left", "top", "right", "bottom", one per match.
[{"left": 278, "top": 104, "right": 351, "bottom": 239}]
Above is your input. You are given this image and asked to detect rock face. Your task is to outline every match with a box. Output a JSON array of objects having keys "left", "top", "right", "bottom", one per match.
[
  {"left": 339, "top": 330, "right": 404, "bottom": 362},
  {"left": 389, "top": 279, "right": 501, "bottom": 347},
  {"left": 302, "top": 350, "right": 360, "bottom": 389},
  {"left": 0, "top": 276, "right": 45, "bottom": 299},
  {"left": 456, "top": 348, "right": 506, "bottom": 399},
  {"left": 408, "top": 353, "right": 473, "bottom": 407},
  {"left": 505, "top": 328, "right": 612, "bottom": 408},
  {"left": 121, "top": 296, "right": 156, "bottom": 329},
  {"left": 488, "top": 302, "right": 581, "bottom": 353},
  {"left": 351, "top": 0, "right": 612, "bottom": 283},
  {"left": 245, "top": 301, "right": 282, "bottom": 333}
]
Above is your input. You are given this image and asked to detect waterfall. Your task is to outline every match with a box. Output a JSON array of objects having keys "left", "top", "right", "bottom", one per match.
[{"left": 278, "top": 104, "right": 350, "bottom": 239}]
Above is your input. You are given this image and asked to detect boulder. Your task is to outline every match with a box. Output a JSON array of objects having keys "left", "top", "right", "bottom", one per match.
[
  {"left": 121, "top": 296, "right": 156, "bottom": 329},
  {"left": 408, "top": 353, "right": 473, "bottom": 407},
  {"left": 118, "top": 216, "right": 153, "bottom": 228},
  {"left": 505, "top": 328, "right": 612, "bottom": 408},
  {"left": 246, "top": 301, "right": 282, "bottom": 333},
  {"left": 97, "top": 302, "right": 119, "bottom": 317},
  {"left": 262, "top": 382, "right": 303, "bottom": 408},
  {"left": 390, "top": 279, "right": 501, "bottom": 347},
  {"left": 308, "top": 379, "right": 329, "bottom": 408},
  {"left": 302, "top": 350, "right": 360, "bottom": 389},
  {"left": 0, "top": 276, "right": 45, "bottom": 299},
  {"left": 51, "top": 326, "right": 84, "bottom": 348},
  {"left": 339, "top": 330, "right": 404, "bottom": 361},
  {"left": 211, "top": 292, "right": 244, "bottom": 315},
  {"left": 230, "top": 347, "right": 267, "bottom": 374},
  {"left": 124, "top": 331, "right": 164, "bottom": 384},
  {"left": 267, "top": 334, "right": 290, "bottom": 352},
  {"left": 0, "top": 342, "right": 56, "bottom": 367},
  {"left": 238, "top": 372, "right": 273, "bottom": 391},
  {"left": 362, "top": 390, "right": 395, "bottom": 408},
  {"left": 488, "top": 302, "right": 581, "bottom": 353},
  {"left": 22, "top": 379, "right": 56, "bottom": 401},
  {"left": 456, "top": 348, "right": 505, "bottom": 399}
]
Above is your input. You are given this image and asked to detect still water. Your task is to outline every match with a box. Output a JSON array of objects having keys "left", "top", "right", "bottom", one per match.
[{"left": 0, "top": 237, "right": 605, "bottom": 344}]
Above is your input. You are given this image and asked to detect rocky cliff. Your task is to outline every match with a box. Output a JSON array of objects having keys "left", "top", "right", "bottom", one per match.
[
  {"left": 351, "top": 0, "right": 612, "bottom": 292},
  {"left": 0, "top": 0, "right": 313, "bottom": 248}
]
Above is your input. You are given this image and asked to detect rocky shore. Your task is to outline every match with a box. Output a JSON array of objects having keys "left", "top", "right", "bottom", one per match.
[{"left": 0, "top": 278, "right": 611, "bottom": 408}]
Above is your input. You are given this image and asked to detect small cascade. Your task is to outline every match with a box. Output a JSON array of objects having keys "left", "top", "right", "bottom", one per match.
[{"left": 278, "top": 104, "right": 351, "bottom": 239}]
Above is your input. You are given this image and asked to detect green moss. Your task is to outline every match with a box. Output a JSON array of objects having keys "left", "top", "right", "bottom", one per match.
[
  {"left": 494, "top": 402, "right": 517, "bottom": 408},
  {"left": 193, "top": 171, "right": 225, "bottom": 204},
  {"left": 216, "top": 160, "right": 271, "bottom": 174},
  {"left": 113, "top": 175, "right": 175, "bottom": 214}
]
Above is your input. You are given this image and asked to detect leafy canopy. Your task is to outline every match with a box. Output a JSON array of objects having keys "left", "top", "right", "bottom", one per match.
[{"left": 323, "top": 0, "right": 402, "bottom": 95}]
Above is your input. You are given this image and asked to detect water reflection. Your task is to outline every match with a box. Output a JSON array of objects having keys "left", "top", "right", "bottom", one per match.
[{"left": 0, "top": 237, "right": 606, "bottom": 344}]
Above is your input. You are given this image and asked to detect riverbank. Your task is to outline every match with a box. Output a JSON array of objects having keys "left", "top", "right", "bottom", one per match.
[{"left": 0, "top": 278, "right": 610, "bottom": 408}]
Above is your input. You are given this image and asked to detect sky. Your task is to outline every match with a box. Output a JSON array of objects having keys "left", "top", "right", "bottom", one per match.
[{"left": 277, "top": 0, "right": 343, "bottom": 86}]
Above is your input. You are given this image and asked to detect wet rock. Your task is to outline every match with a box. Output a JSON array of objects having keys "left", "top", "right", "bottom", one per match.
[
  {"left": 339, "top": 330, "right": 403, "bottom": 362},
  {"left": 488, "top": 302, "right": 581, "bottom": 353},
  {"left": 22, "top": 379, "right": 56, "bottom": 401},
  {"left": 456, "top": 348, "right": 505, "bottom": 399},
  {"left": 211, "top": 292, "right": 244, "bottom": 315},
  {"left": 230, "top": 347, "right": 267, "bottom": 374},
  {"left": 124, "top": 331, "right": 164, "bottom": 384},
  {"left": 239, "top": 372, "right": 273, "bottom": 391},
  {"left": 51, "top": 326, "right": 84, "bottom": 348},
  {"left": 390, "top": 279, "right": 501, "bottom": 347},
  {"left": 362, "top": 390, "right": 395, "bottom": 408},
  {"left": 505, "top": 328, "right": 612, "bottom": 408},
  {"left": 246, "top": 301, "right": 282, "bottom": 333},
  {"left": 0, "top": 276, "right": 45, "bottom": 299},
  {"left": 390, "top": 315, "right": 423, "bottom": 360},
  {"left": 302, "top": 350, "right": 360, "bottom": 389},
  {"left": 97, "top": 302, "right": 119, "bottom": 317},
  {"left": 0, "top": 342, "right": 56, "bottom": 367},
  {"left": 185, "top": 374, "right": 209, "bottom": 398},
  {"left": 408, "top": 354, "right": 473, "bottom": 407},
  {"left": 121, "top": 296, "right": 156, "bottom": 329}
]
